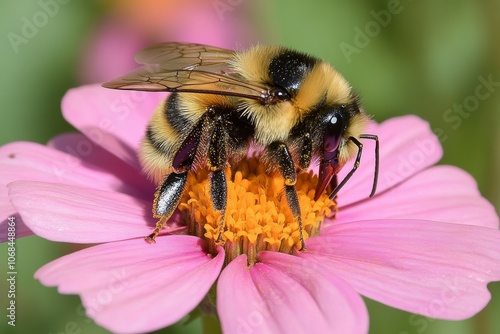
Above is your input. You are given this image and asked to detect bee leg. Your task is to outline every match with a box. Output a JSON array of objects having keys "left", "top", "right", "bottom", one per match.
[
  {"left": 207, "top": 124, "right": 228, "bottom": 244},
  {"left": 268, "top": 142, "right": 306, "bottom": 250},
  {"left": 328, "top": 134, "right": 379, "bottom": 200},
  {"left": 146, "top": 172, "right": 188, "bottom": 243},
  {"left": 146, "top": 118, "right": 205, "bottom": 243},
  {"left": 211, "top": 170, "right": 227, "bottom": 243},
  {"left": 298, "top": 132, "right": 313, "bottom": 170},
  {"left": 297, "top": 131, "right": 342, "bottom": 196}
]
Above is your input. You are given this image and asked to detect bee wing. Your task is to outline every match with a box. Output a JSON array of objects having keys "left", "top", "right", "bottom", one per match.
[
  {"left": 102, "top": 42, "right": 271, "bottom": 102},
  {"left": 133, "top": 42, "right": 235, "bottom": 71}
]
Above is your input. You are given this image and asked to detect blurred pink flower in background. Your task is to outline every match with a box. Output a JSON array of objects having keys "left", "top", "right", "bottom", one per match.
[
  {"left": 78, "top": 0, "right": 255, "bottom": 83},
  {"left": 1, "top": 85, "right": 499, "bottom": 333}
]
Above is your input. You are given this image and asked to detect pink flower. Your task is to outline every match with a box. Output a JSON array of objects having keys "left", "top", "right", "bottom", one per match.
[{"left": 2, "top": 85, "right": 500, "bottom": 333}]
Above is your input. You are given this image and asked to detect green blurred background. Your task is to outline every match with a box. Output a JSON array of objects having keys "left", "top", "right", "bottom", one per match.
[{"left": 0, "top": 0, "right": 499, "bottom": 333}]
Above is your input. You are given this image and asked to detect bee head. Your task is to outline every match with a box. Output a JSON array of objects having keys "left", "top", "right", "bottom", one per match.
[
  {"left": 315, "top": 100, "right": 360, "bottom": 197},
  {"left": 315, "top": 108, "right": 347, "bottom": 200}
]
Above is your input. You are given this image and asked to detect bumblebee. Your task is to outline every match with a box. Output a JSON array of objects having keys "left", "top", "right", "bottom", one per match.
[{"left": 103, "top": 42, "right": 379, "bottom": 249}]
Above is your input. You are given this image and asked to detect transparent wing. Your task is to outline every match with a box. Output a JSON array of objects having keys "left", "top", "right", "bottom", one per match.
[
  {"left": 102, "top": 42, "right": 271, "bottom": 102},
  {"left": 133, "top": 42, "right": 236, "bottom": 71}
]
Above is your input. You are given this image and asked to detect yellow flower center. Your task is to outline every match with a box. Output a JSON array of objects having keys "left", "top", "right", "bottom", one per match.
[{"left": 179, "top": 157, "right": 336, "bottom": 265}]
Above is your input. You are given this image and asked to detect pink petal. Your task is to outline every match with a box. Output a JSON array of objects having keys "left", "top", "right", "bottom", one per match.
[
  {"left": 218, "top": 254, "right": 368, "bottom": 334},
  {"left": 47, "top": 133, "right": 154, "bottom": 196},
  {"left": 8, "top": 181, "right": 167, "bottom": 243},
  {"left": 0, "top": 141, "right": 149, "bottom": 241},
  {"left": 300, "top": 220, "right": 500, "bottom": 320},
  {"left": 334, "top": 115, "right": 443, "bottom": 206},
  {"left": 337, "top": 166, "right": 499, "bottom": 228},
  {"left": 61, "top": 84, "right": 167, "bottom": 168},
  {"left": 257, "top": 252, "right": 369, "bottom": 333},
  {"left": 217, "top": 255, "right": 279, "bottom": 334},
  {"left": 36, "top": 236, "right": 224, "bottom": 334},
  {"left": 0, "top": 214, "right": 31, "bottom": 240},
  {"left": 0, "top": 140, "right": 146, "bottom": 195}
]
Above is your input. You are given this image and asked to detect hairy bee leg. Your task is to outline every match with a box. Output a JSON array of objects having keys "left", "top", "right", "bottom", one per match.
[
  {"left": 298, "top": 131, "right": 343, "bottom": 198},
  {"left": 211, "top": 170, "right": 227, "bottom": 243},
  {"left": 207, "top": 124, "right": 228, "bottom": 244},
  {"left": 146, "top": 172, "right": 188, "bottom": 242},
  {"left": 268, "top": 142, "right": 306, "bottom": 250},
  {"left": 297, "top": 131, "right": 342, "bottom": 211},
  {"left": 284, "top": 185, "right": 305, "bottom": 250},
  {"left": 297, "top": 131, "right": 342, "bottom": 198},
  {"left": 147, "top": 117, "right": 206, "bottom": 243},
  {"left": 328, "top": 134, "right": 379, "bottom": 200},
  {"left": 298, "top": 132, "right": 313, "bottom": 170}
]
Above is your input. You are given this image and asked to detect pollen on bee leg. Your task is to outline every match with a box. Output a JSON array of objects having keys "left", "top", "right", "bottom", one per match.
[
  {"left": 145, "top": 215, "right": 170, "bottom": 243},
  {"left": 179, "top": 157, "right": 337, "bottom": 265}
]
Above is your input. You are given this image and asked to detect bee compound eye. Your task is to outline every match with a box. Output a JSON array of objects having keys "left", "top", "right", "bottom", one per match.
[
  {"left": 270, "top": 87, "right": 290, "bottom": 101},
  {"left": 323, "top": 113, "right": 344, "bottom": 154}
]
